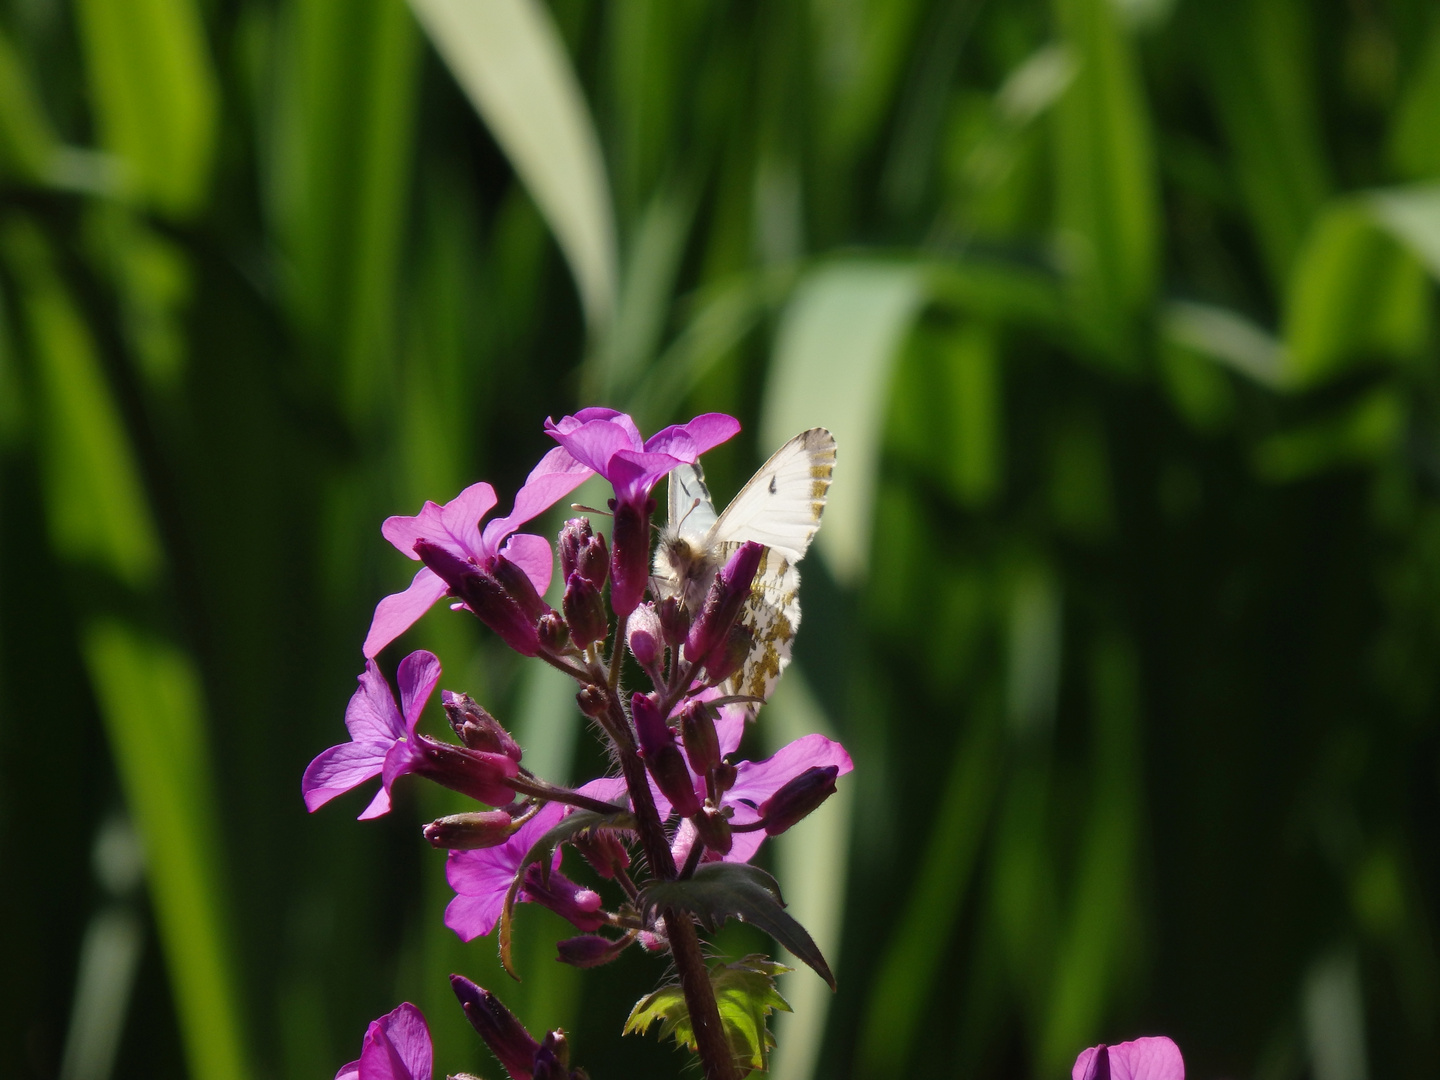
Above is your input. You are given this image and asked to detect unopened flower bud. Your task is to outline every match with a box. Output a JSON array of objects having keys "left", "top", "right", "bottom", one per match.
[
  {"left": 648, "top": 744, "right": 701, "bottom": 818},
  {"left": 571, "top": 828, "right": 631, "bottom": 879},
  {"left": 555, "top": 933, "right": 634, "bottom": 969},
  {"left": 760, "top": 765, "right": 839, "bottom": 835},
  {"left": 685, "top": 541, "right": 763, "bottom": 664},
  {"left": 658, "top": 595, "right": 689, "bottom": 647},
  {"left": 522, "top": 865, "right": 604, "bottom": 931},
  {"left": 395, "top": 734, "right": 520, "bottom": 806},
  {"left": 692, "top": 805, "right": 733, "bottom": 855},
  {"left": 638, "top": 930, "right": 667, "bottom": 951},
  {"left": 577, "top": 684, "right": 609, "bottom": 719},
  {"left": 608, "top": 498, "right": 653, "bottom": 620},
  {"left": 424, "top": 810, "right": 517, "bottom": 849},
  {"left": 627, "top": 602, "right": 662, "bottom": 671},
  {"left": 415, "top": 540, "right": 539, "bottom": 656},
  {"left": 563, "top": 572, "right": 607, "bottom": 648},
  {"left": 701, "top": 623, "right": 753, "bottom": 685},
  {"left": 712, "top": 761, "right": 737, "bottom": 795},
  {"left": 451, "top": 975, "right": 539, "bottom": 1079},
  {"left": 490, "top": 551, "right": 549, "bottom": 623},
  {"left": 676, "top": 699, "right": 721, "bottom": 776},
  {"left": 532, "top": 1030, "right": 572, "bottom": 1080},
  {"left": 631, "top": 692, "right": 671, "bottom": 757},
  {"left": 536, "top": 611, "right": 571, "bottom": 654},
  {"left": 558, "top": 518, "right": 593, "bottom": 582},
  {"left": 442, "top": 690, "right": 522, "bottom": 761},
  {"left": 577, "top": 533, "right": 608, "bottom": 588}
]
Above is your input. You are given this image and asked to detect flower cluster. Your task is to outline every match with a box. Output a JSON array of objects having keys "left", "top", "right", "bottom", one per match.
[{"left": 306, "top": 409, "right": 852, "bottom": 1080}]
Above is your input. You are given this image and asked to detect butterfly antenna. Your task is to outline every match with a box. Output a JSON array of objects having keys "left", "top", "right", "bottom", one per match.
[{"left": 676, "top": 497, "right": 702, "bottom": 530}]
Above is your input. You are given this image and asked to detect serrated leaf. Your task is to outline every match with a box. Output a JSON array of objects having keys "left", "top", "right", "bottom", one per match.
[
  {"left": 639, "top": 864, "right": 836, "bottom": 989},
  {"left": 624, "top": 956, "right": 792, "bottom": 1073}
]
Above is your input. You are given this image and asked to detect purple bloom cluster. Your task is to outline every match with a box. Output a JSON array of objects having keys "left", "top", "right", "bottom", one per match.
[{"left": 305, "top": 408, "right": 857, "bottom": 1080}]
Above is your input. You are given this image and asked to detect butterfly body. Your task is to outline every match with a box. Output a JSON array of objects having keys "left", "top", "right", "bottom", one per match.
[{"left": 653, "top": 427, "right": 836, "bottom": 706}]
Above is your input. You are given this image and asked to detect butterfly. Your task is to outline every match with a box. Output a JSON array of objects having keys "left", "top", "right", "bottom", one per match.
[{"left": 652, "top": 427, "right": 836, "bottom": 706}]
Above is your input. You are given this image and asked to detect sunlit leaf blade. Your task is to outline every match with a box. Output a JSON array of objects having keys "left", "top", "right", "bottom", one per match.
[
  {"left": 639, "top": 863, "right": 835, "bottom": 989},
  {"left": 624, "top": 955, "right": 792, "bottom": 1074},
  {"left": 83, "top": 622, "right": 251, "bottom": 1080},
  {"left": 1160, "top": 301, "right": 1285, "bottom": 388},
  {"left": 1052, "top": 0, "right": 1157, "bottom": 358},
  {"left": 763, "top": 261, "right": 927, "bottom": 587},
  {"left": 1283, "top": 201, "right": 1429, "bottom": 387},
  {"left": 73, "top": 0, "right": 217, "bottom": 215},
  {"left": 1367, "top": 184, "right": 1440, "bottom": 282},
  {"left": 408, "top": 0, "right": 617, "bottom": 332}
]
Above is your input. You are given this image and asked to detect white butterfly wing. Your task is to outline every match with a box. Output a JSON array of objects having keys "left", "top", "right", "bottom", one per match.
[
  {"left": 667, "top": 462, "right": 718, "bottom": 542},
  {"left": 706, "top": 428, "right": 836, "bottom": 559}
]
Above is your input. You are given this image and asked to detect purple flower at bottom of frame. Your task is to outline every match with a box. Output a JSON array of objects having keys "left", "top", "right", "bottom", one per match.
[
  {"left": 302, "top": 651, "right": 441, "bottom": 820},
  {"left": 363, "top": 448, "right": 592, "bottom": 658},
  {"left": 443, "top": 777, "right": 623, "bottom": 941},
  {"left": 543, "top": 408, "right": 740, "bottom": 511},
  {"left": 335, "top": 1002, "right": 432, "bottom": 1080},
  {"left": 1073, "top": 1036, "right": 1184, "bottom": 1080}
]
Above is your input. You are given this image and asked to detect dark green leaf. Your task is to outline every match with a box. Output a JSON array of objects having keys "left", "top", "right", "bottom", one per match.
[{"left": 639, "top": 863, "right": 836, "bottom": 989}]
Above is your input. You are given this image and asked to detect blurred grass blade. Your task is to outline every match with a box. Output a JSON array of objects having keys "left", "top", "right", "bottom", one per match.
[
  {"left": 59, "top": 908, "right": 143, "bottom": 1080},
  {"left": 1201, "top": 0, "right": 1330, "bottom": 285},
  {"left": 409, "top": 0, "right": 617, "bottom": 332},
  {"left": 4, "top": 221, "right": 160, "bottom": 586},
  {"left": 1303, "top": 950, "right": 1370, "bottom": 1080},
  {"left": 1388, "top": 19, "right": 1440, "bottom": 181},
  {"left": 764, "top": 669, "right": 854, "bottom": 1080},
  {"left": 855, "top": 707, "right": 1001, "bottom": 1079},
  {"left": 1052, "top": 0, "right": 1158, "bottom": 359},
  {"left": 84, "top": 622, "right": 251, "bottom": 1080},
  {"left": 0, "top": 26, "right": 56, "bottom": 181},
  {"left": 1161, "top": 301, "right": 1285, "bottom": 388},
  {"left": 1366, "top": 184, "right": 1440, "bottom": 281},
  {"left": 763, "top": 261, "right": 926, "bottom": 586},
  {"left": 1284, "top": 201, "right": 1429, "bottom": 387},
  {"left": 74, "top": 0, "right": 217, "bottom": 215}
]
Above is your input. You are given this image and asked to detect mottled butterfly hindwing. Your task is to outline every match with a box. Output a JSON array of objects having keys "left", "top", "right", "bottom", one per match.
[{"left": 653, "top": 428, "right": 836, "bottom": 709}]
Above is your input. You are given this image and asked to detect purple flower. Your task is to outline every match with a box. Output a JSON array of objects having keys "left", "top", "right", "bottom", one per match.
[
  {"left": 1074, "top": 1037, "right": 1185, "bottom": 1080},
  {"left": 363, "top": 449, "right": 591, "bottom": 658},
  {"left": 335, "top": 1002, "right": 432, "bottom": 1080},
  {"left": 543, "top": 408, "right": 740, "bottom": 509},
  {"left": 443, "top": 777, "right": 622, "bottom": 941},
  {"left": 303, "top": 652, "right": 442, "bottom": 819}
]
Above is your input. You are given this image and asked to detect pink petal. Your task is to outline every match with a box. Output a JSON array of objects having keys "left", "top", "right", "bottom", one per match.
[
  {"left": 546, "top": 417, "right": 640, "bottom": 473},
  {"left": 606, "top": 450, "right": 685, "bottom": 504},
  {"left": 444, "top": 802, "right": 567, "bottom": 939},
  {"left": 396, "top": 651, "right": 441, "bottom": 733},
  {"left": 497, "top": 533, "right": 556, "bottom": 597},
  {"left": 436, "top": 482, "right": 498, "bottom": 550},
  {"left": 357, "top": 785, "right": 393, "bottom": 821},
  {"left": 375, "top": 1003, "right": 433, "bottom": 1080},
  {"left": 302, "top": 741, "right": 389, "bottom": 812},
  {"left": 335, "top": 1060, "right": 361, "bottom": 1080},
  {"left": 345, "top": 661, "right": 406, "bottom": 741},
  {"left": 363, "top": 569, "right": 448, "bottom": 659},
  {"left": 357, "top": 1008, "right": 428, "bottom": 1080},
  {"left": 480, "top": 447, "right": 594, "bottom": 547},
  {"left": 726, "top": 734, "right": 853, "bottom": 814},
  {"left": 1110, "top": 1037, "right": 1185, "bottom": 1080},
  {"left": 645, "top": 412, "right": 741, "bottom": 458}
]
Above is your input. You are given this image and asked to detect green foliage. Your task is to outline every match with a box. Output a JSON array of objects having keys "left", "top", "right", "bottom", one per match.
[{"left": 625, "top": 955, "right": 792, "bottom": 1075}]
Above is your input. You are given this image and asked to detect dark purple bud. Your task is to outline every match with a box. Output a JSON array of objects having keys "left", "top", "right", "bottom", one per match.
[
  {"left": 415, "top": 540, "right": 539, "bottom": 656},
  {"left": 712, "top": 761, "right": 738, "bottom": 795},
  {"left": 490, "top": 552, "right": 549, "bottom": 623},
  {"left": 576, "top": 684, "right": 609, "bottom": 719},
  {"left": 760, "top": 765, "right": 839, "bottom": 836},
  {"left": 571, "top": 828, "right": 631, "bottom": 879},
  {"left": 555, "top": 933, "right": 634, "bottom": 969},
  {"left": 531, "top": 1030, "right": 572, "bottom": 1080},
  {"left": 692, "top": 805, "right": 733, "bottom": 855},
  {"left": 536, "top": 611, "right": 571, "bottom": 654},
  {"left": 658, "top": 595, "right": 689, "bottom": 648},
  {"left": 684, "top": 541, "right": 763, "bottom": 664},
  {"left": 577, "top": 532, "right": 608, "bottom": 588},
  {"left": 424, "top": 810, "right": 517, "bottom": 849},
  {"left": 450, "top": 975, "right": 539, "bottom": 1079},
  {"left": 701, "top": 623, "right": 753, "bottom": 685},
  {"left": 558, "top": 518, "right": 593, "bottom": 582},
  {"left": 676, "top": 699, "right": 721, "bottom": 776},
  {"left": 627, "top": 602, "right": 662, "bottom": 671},
  {"left": 648, "top": 744, "right": 701, "bottom": 818},
  {"left": 442, "top": 690, "right": 522, "bottom": 761},
  {"left": 608, "top": 498, "right": 652, "bottom": 620},
  {"left": 404, "top": 734, "right": 519, "bottom": 806},
  {"left": 522, "top": 865, "right": 605, "bottom": 931},
  {"left": 631, "top": 692, "right": 672, "bottom": 757},
  {"left": 563, "top": 572, "right": 608, "bottom": 648}
]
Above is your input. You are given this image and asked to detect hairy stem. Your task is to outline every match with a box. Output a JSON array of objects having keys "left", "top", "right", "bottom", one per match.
[{"left": 667, "top": 911, "right": 739, "bottom": 1080}]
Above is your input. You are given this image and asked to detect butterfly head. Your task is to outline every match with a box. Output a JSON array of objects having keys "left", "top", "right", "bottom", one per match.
[{"left": 654, "top": 529, "right": 723, "bottom": 613}]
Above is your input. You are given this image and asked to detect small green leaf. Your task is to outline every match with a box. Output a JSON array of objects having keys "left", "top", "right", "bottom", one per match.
[
  {"left": 624, "top": 956, "right": 793, "bottom": 1074},
  {"left": 639, "top": 863, "right": 836, "bottom": 989}
]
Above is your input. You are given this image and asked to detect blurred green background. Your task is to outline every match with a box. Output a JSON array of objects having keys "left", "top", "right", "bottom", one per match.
[{"left": 3, "top": 0, "right": 1440, "bottom": 1077}]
